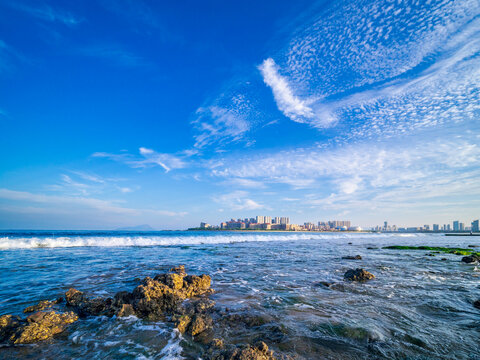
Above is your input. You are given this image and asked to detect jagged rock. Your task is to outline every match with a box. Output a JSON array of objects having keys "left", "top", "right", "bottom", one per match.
[
  {"left": 207, "top": 341, "right": 277, "bottom": 360},
  {"left": 65, "top": 288, "right": 113, "bottom": 317},
  {"left": 23, "top": 298, "right": 63, "bottom": 313},
  {"left": 0, "top": 315, "right": 22, "bottom": 342},
  {"left": 189, "top": 314, "right": 213, "bottom": 336},
  {"left": 116, "top": 304, "right": 135, "bottom": 317},
  {"left": 342, "top": 255, "right": 362, "bottom": 260},
  {"left": 344, "top": 268, "right": 375, "bottom": 281},
  {"left": 11, "top": 311, "right": 78, "bottom": 344},
  {"left": 175, "top": 315, "right": 192, "bottom": 333},
  {"left": 210, "top": 338, "right": 225, "bottom": 349},
  {"left": 315, "top": 281, "right": 334, "bottom": 288},
  {"left": 170, "top": 265, "right": 187, "bottom": 275},
  {"left": 474, "top": 300, "right": 480, "bottom": 309},
  {"left": 65, "top": 288, "right": 85, "bottom": 307},
  {"left": 461, "top": 254, "right": 480, "bottom": 263}
]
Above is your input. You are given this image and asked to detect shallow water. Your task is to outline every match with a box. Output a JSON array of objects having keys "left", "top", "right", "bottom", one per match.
[{"left": 1, "top": 231, "right": 479, "bottom": 359}]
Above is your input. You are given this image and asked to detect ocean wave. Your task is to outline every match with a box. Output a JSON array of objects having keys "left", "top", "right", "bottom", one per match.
[{"left": 0, "top": 232, "right": 426, "bottom": 249}]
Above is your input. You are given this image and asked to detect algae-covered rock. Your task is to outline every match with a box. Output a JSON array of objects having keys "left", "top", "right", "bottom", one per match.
[
  {"left": 0, "top": 314, "right": 22, "bottom": 342},
  {"left": 24, "top": 298, "right": 63, "bottom": 313},
  {"left": 344, "top": 268, "right": 375, "bottom": 281},
  {"left": 65, "top": 288, "right": 85, "bottom": 307},
  {"left": 207, "top": 341, "right": 278, "bottom": 360},
  {"left": 12, "top": 310, "right": 78, "bottom": 344}
]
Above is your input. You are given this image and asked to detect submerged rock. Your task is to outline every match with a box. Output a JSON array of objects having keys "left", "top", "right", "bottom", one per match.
[
  {"left": 461, "top": 254, "right": 480, "bottom": 263},
  {"left": 342, "top": 255, "right": 362, "bottom": 260},
  {"left": 344, "top": 268, "right": 375, "bottom": 281},
  {"left": 474, "top": 300, "right": 480, "bottom": 309},
  {"left": 0, "top": 315, "right": 22, "bottom": 342},
  {"left": 23, "top": 298, "right": 63, "bottom": 313}
]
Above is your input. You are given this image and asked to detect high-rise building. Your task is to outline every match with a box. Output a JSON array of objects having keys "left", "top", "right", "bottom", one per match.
[
  {"left": 459, "top": 223, "right": 465, "bottom": 231},
  {"left": 280, "top": 217, "right": 289, "bottom": 225},
  {"left": 472, "top": 220, "right": 479, "bottom": 232},
  {"left": 447, "top": 224, "right": 451, "bottom": 231},
  {"left": 384, "top": 221, "right": 388, "bottom": 231},
  {"left": 424, "top": 225, "right": 430, "bottom": 231},
  {"left": 453, "top": 221, "right": 459, "bottom": 231},
  {"left": 256, "top": 216, "right": 265, "bottom": 224},
  {"left": 433, "top": 224, "right": 439, "bottom": 231},
  {"left": 265, "top": 216, "right": 272, "bottom": 224},
  {"left": 274, "top": 217, "right": 280, "bottom": 224}
]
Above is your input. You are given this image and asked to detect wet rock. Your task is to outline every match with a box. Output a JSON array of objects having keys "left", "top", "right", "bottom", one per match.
[
  {"left": 474, "top": 300, "right": 480, "bottom": 309},
  {"left": 116, "top": 304, "right": 135, "bottom": 317},
  {"left": 210, "top": 338, "right": 225, "bottom": 349},
  {"left": 461, "top": 254, "right": 480, "bottom": 263},
  {"left": 315, "top": 281, "right": 334, "bottom": 288},
  {"left": 175, "top": 314, "right": 192, "bottom": 333},
  {"left": 426, "top": 253, "right": 435, "bottom": 257},
  {"left": 344, "top": 268, "right": 375, "bottom": 281},
  {"left": 207, "top": 341, "right": 278, "bottom": 360},
  {"left": 170, "top": 265, "right": 187, "bottom": 275},
  {"left": 348, "top": 242, "right": 352, "bottom": 245},
  {"left": 189, "top": 314, "right": 213, "bottom": 336},
  {"left": 468, "top": 245, "right": 479, "bottom": 248},
  {"left": 65, "top": 288, "right": 85, "bottom": 307},
  {"left": 441, "top": 258, "right": 447, "bottom": 261},
  {"left": 12, "top": 311, "right": 78, "bottom": 344},
  {"left": 0, "top": 315, "right": 22, "bottom": 342},
  {"left": 342, "top": 255, "right": 362, "bottom": 260},
  {"left": 367, "top": 247, "right": 378, "bottom": 250},
  {"left": 23, "top": 298, "right": 62, "bottom": 313}
]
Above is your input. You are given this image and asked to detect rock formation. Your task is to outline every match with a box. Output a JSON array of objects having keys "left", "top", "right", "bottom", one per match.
[{"left": 344, "top": 268, "right": 375, "bottom": 281}]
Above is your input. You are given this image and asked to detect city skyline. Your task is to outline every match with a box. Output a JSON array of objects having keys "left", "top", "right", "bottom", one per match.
[{"left": 1, "top": 0, "right": 479, "bottom": 230}]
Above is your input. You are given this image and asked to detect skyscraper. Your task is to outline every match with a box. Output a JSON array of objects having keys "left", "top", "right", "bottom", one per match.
[
  {"left": 472, "top": 220, "right": 479, "bottom": 232},
  {"left": 453, "top": 221, "right": 459, "bottom": 231}
]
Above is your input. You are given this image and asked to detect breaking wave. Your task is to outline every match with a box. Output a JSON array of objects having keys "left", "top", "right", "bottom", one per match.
[{"left": 0, "top": 231, "right": 425, "bottom": 249}]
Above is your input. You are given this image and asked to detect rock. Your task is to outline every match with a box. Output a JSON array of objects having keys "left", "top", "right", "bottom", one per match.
[
  {"left": 367, "top": 247, "right": 378, "bottom": 250},
  {"left": 189, "top": 314, "right": 212, "bottom": 336},
  {"left": 441, "top": 258, "right": 447, "bottom": 261},
  {"left": 474, "top": 300, "right": 480, "bottom": 309},
  {"left": 344, "top": 268, "right": 375, "bottom": 281},
  {"left": 210, "top": 338, "right": 225, "bottom": 349},
  {"left": 12, "top": 311, "right": 78, "bottom": 344},
  {"left": 315, "top": 281, "right": 334, "bottom": 288},
  {"left": 207, "top": 341, "right": 277, "bottom": 360},
  {"left": 468, "top": 245, "right": 479, "bottom": 248},
  {"left": 342, "top": 255, "right": 362, "bottom": 260},
  {"left": 23, "top": 299, "right": 61, "bottom": 313},
  {"left": 170, "top": 265, "right": 187, "bottom": 275},
  {"left": 65, "top": 288, "right": 85, "bottom": 307},
  {"left": 116, "top": 304, "right": 135, "bottom": 317},
  {"left": 175, "top": 315, "right": 192, "bottom": 333},
  {"left": 0, "top": 315, "right": 22, "bottom": 342},
  {"left": 461, "top": 254, "right": 480, "bottom": 263},
  {"left": 348, "top": 242, "right": 352, "bottom": 245}
]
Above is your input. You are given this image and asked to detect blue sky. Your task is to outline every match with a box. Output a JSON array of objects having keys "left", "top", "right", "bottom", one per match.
[{"left": 0, "top": 0, "right": 479, "bottom": 230}]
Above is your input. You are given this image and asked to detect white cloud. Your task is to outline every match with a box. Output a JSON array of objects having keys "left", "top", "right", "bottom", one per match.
[
  {"left": 214, "top": 190, "right": 265, "bottom": 211},
  {"left": 0, "top": 188, "right": 186, "bottom": 217},
  {"left": 9, "top": 3, "right": 83, "bottom": 26},
  {"left": 93, "top": 147, "right": 187, "bottom": 172},
  {"left": 259, "top": 58, "right": 324, "bottom": 125}
]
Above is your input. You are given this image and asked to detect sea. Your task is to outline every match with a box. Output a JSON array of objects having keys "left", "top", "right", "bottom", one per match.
[{"left": 0, "top": 230, "right": 479, "bottom": 359}]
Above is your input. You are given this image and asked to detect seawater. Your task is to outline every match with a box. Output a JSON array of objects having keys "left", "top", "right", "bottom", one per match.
[{"left": 1, "top": 231, "right": 479, "bottom": 359}]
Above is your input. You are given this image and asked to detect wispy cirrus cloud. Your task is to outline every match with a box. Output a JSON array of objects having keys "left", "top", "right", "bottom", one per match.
[
  {"left": 8, "top": 2, "right": 83, "bottom": 27},
  {"left": 0, "top": 188, "right": 186, "bottom": 217},
  {"left": 93, "top": 147, "right": 187, "bottom": 172},
  {"left": 214, "top": 190, "right": 265, "bottom": 211},
  {"left": 78, "top": 44, "right": 149, "bottom": 68}
]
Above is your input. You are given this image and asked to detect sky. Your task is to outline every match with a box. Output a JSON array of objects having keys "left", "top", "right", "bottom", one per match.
[{"left": 0, "top": 0, "right": 479, "bottom": 230}]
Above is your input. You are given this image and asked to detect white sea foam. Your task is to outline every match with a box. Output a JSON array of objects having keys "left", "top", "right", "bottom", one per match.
[{"left": 0, "top": 232, "right": 427, "bottom": 250}]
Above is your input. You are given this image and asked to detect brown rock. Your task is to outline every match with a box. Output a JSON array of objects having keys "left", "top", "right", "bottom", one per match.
[
  {"left": 23, "top": 299, "right": 59, "bottom": 313},
  {"left": 207, "top": 341, "right": 277, "bottom": 360},
  {"left": 170, "top": 265, "right": 186, "bottom": 275},
  {"left": 65, "top": 288, "right": 85, "bottom": 307},
  {"left": 0, "top": 315, "right": 22, "bottom": 342},
  {"left": 12, "top": 311, "right": 78, "bottom": 344},
  {"left": 189, "top": 314, "right": 212, "bottom": 336},
  {"left": 342, "top": 255, "right": 362, "bottom": 260},
  {"left": 175, "top": 315, "right": 192, "bottom": 334},
  {"left": 344, "top": 268, "right": 375, "bottom": 281},
  {"left": 116, "top": 304, "right": 136, "bottom": 317}
]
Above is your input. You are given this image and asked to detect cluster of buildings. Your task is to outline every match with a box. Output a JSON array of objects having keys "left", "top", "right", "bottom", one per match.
[
  {"left": 374, "top": 220, "right": 480, "bottom": 233},
  {"left": 199, "top": 217, "right": 361, "bottom": 231}
]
